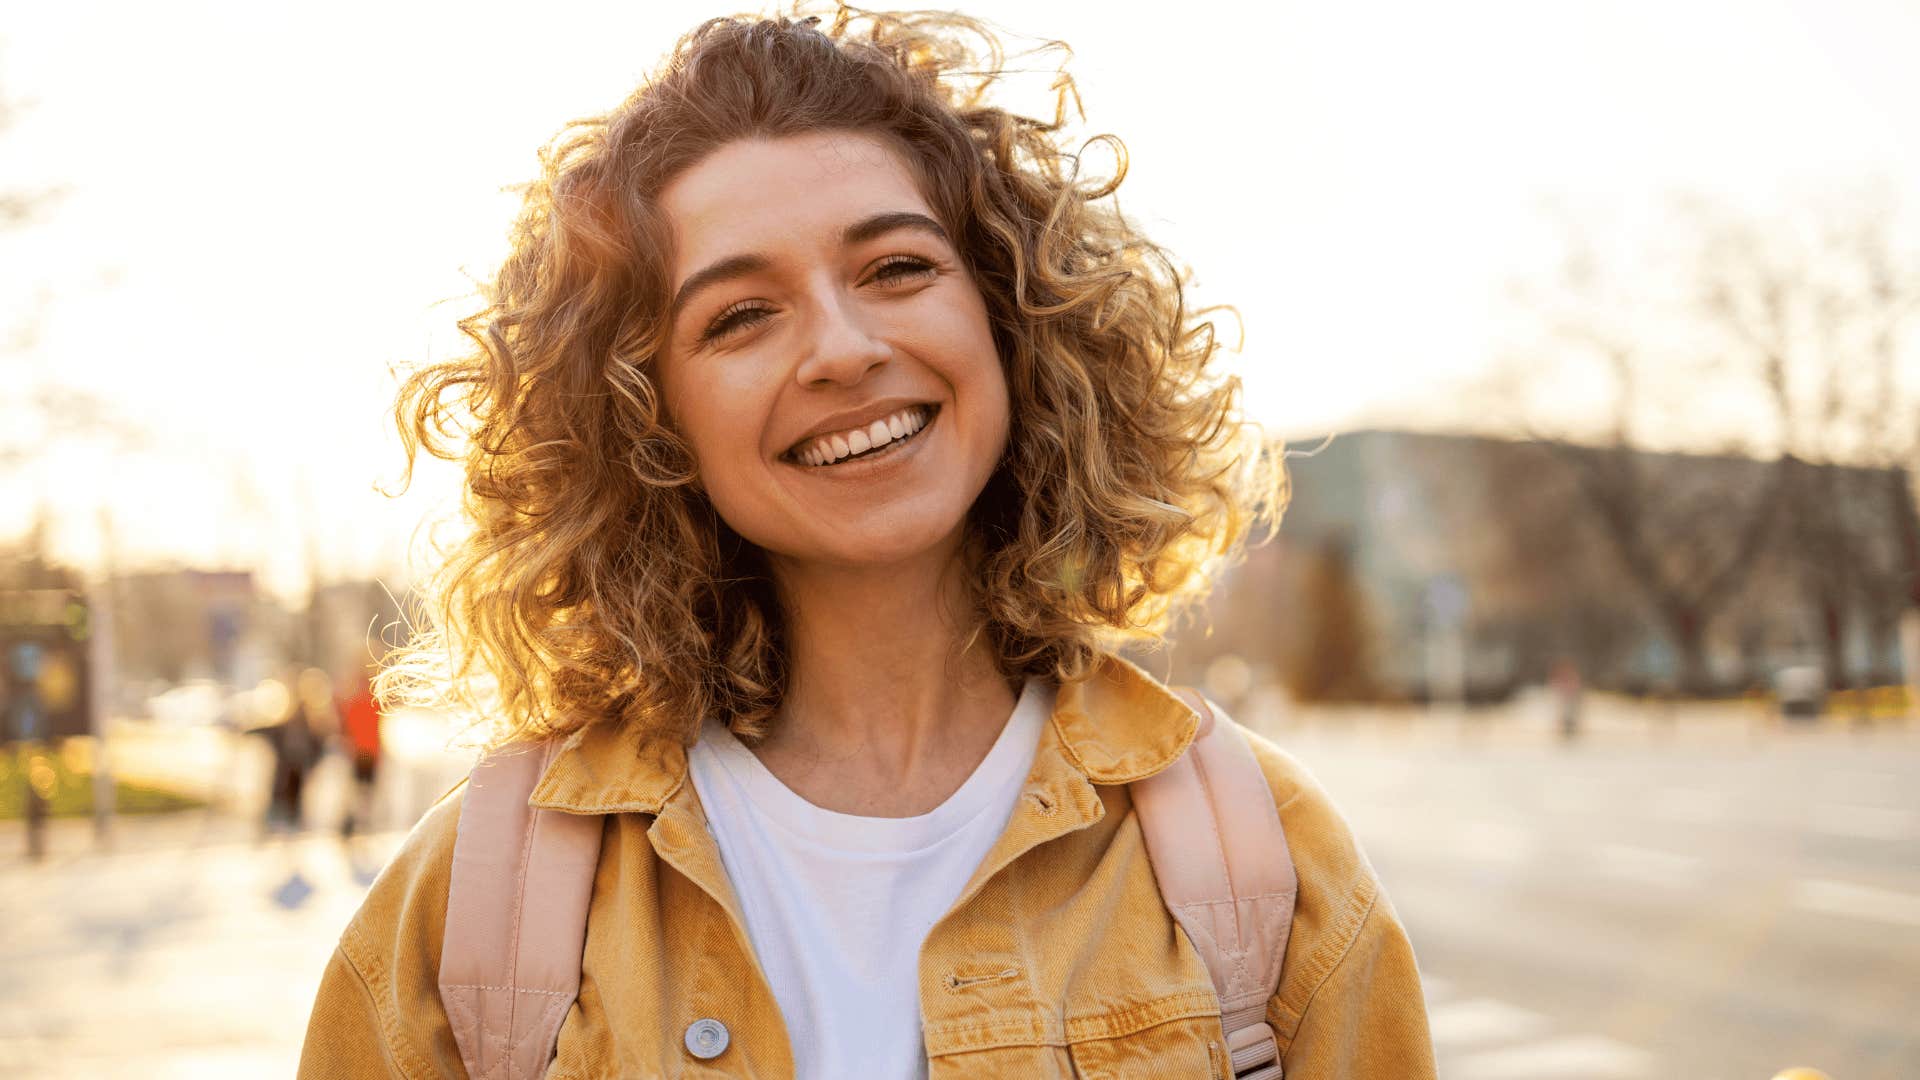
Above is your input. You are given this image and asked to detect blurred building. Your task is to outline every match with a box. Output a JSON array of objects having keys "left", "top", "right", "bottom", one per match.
[
  {"left": 305, "top": 578, "right": 408, "bottom": 682},
  {"left": 105, "top": 568, "right": 405, "bottom": 713},
  {"left": 110, "top": 569, "right": 276, "bottom": 696},
  {"left": 1174, "top": 430, "right": 1918, "bottom": 702}
]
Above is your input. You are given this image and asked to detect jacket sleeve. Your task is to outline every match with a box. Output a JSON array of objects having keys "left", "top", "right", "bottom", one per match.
[
  {"left": 1278, "top": 886, "right": 1436, "bottom": 1079},
  {"left": 299, "top": 944, "right": 430, "bottom": 1079},
  {"left": 297, "top": 789, "right": 470, "bottom": 1080},
  {"left": 1241, "top": 729, "right": 1437, "bottom": 1080}
]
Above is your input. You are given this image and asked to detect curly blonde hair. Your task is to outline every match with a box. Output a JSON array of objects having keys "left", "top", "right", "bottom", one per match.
[{"left": 388, "top": 6, "right": 1286, "bottom": 746}]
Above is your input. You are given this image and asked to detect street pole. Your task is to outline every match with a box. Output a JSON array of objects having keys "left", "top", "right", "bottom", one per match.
[
  {"left": 89, "top": 507, "right": 118, "bottom": 847},
  {"left": 1425, "top": 575, "right": 1470, "bottom": 725},
  {"left": 1901, "top": 608, "right": 1920, "bottom": 726}
]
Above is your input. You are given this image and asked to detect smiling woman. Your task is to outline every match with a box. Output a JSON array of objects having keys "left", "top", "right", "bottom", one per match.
[
  {"left": 299, "top": 8, "right": 1433, "bottom": 1080},
  {"left": 655, "top": 133, "right": 1011, "bottom": 580}
]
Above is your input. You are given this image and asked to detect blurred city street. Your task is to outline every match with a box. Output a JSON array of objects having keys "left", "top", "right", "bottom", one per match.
[
  {"left": 2, "top": 704, "right": 1914, "bottom": 1078},
  {"left": 1268, "top": 709, "right": 1920, "bottom": 1080}
]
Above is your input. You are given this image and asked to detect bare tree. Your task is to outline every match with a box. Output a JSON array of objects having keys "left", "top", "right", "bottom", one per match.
[
  {"left": 1280, "top": 532, "right": 1379, "bottom": 703},
  {"left": 1482, "top": 220, "right": 1785, "bottom": 693},
  {"left": 1694, "top": 195, "right": 1920, "bottom": 689},
  {"left": 1, "top": 57, "right": 149, "bottom": 521},
  {"left": 2, "top": 59, "right": 93, "bottom": 474},
  {"left": 1476, "top": 193, "right": 1920, "bottom": 694}
]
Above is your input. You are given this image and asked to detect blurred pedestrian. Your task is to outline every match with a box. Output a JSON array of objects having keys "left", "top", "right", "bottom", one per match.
[
  {"left": 336, "top": 672, "right": 382, "bottom": 838},
  {"left": 256, "top": 684, "right": 303, "bottom": 835},
  {"left": 1551, "top": 657, "right": 1583, "bottom": 741},
  {"left": 260, "top": 668, "right": 333, "bottom": 835}
]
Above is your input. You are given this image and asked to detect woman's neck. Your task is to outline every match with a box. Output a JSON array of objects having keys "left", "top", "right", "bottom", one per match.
[{"left": 755, "top": 541, "right": 1020, "bottom": 817}]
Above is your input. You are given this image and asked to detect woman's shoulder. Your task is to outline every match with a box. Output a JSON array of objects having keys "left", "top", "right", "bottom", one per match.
[
  {"left": 1236, "top": 724, "right": 1381, "bottom": 906},
  {"left": 1232, "top": 723, "right": 1412, "bottom": 1022},
  {"left": 305, "top": 784, "right": 469, "bottom": 1077},
  {"left": 334, "top": 776, "right": 460, "bottom": 991},
  {"left": 345, "top": 781, "right": 466, "bottom": 943}
]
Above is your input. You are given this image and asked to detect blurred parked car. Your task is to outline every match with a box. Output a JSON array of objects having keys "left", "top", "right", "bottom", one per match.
[
  {"left": 1773, "top": 664, "right": 1826, "bottom": 721},
  {"left": 144, "top": 680, "right": 230, "bottom": 727}
]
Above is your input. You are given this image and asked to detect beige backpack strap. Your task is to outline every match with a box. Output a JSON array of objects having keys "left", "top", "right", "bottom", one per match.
[
  {"left": 439, "top": 739, "right": 605, "bottom": 1080},
  {"left": 1132, "top": 690, "right": 1297, "bottom": 1080}
]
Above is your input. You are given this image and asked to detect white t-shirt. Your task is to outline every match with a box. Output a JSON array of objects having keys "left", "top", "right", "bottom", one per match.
[{"left": 686, "top": 678, "right": 1053, "bottom": 1080}]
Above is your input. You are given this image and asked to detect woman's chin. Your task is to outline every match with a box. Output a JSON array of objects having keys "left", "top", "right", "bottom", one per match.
[{"left": 764, "top": 515, "right": 970, "bottom": 574}]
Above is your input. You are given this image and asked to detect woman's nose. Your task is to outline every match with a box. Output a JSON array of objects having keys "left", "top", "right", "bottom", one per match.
[{"left": 792, "top": 292, "right": 890, "bottom": 388}]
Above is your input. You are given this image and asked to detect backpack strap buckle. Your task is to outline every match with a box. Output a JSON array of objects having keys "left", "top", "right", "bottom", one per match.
[{"left": 1227, "top": 1018, "right": 1282, "bottom": 1079}]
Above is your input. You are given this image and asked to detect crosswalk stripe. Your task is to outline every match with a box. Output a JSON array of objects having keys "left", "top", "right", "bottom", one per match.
[
  {"left": 1645, "top": 786, "right": 1729, "bottom": 824},
  {"left": 1596, "top": 843, "right": 1703, "bottom": 886},
  {"left": 1807, "top": 803, "right": 1915, "bottom": 841},
  {"left": 1451, "top": 820, "right": 1536, "bottom": 864},
  {"left": 1451, "top": 1034, "right": 1655, "bottom": 1079},
  {"left": 1428, "top": 997, "right": 1548, "bottom": 1048},
  {"left": 1790, "top": 878, "right": 1920, "bottom": 928}
]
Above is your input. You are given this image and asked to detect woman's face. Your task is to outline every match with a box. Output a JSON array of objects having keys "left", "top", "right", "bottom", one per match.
[{"left": 655, "top": 131, "right": 1010, "bottom": 572}]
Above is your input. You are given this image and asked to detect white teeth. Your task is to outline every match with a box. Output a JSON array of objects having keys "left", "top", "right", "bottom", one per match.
[{"left": 795, "top": 405, "right": 932, "bottom": 466}]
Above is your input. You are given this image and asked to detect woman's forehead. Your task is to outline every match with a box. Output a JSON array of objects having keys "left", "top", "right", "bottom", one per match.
[{"left": 660, "top": 131, "right": 937, "bottom": 275}]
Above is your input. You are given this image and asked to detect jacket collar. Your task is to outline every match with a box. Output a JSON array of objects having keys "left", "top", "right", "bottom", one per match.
[{"left": 526, "top": 649, "right": 1202, "bottom": 816}]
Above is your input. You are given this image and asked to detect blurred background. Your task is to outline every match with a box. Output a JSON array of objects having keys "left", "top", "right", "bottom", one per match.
[{"left": 3, "top": 1, "right": 1916, "bottom": 1077}]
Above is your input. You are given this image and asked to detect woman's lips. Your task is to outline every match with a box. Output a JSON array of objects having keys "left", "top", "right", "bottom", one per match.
[{"left": 789, "top": 404, "right": 938, "bottom": 468}]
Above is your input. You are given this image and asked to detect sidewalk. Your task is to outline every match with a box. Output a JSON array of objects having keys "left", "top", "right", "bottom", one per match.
[
  {"left": 1261, "top": 690, "right": 1912, "bottom": 749},
  {"left": 0, "top": 710, "right": 476, "bottom": 1077},
  {"left": 0, "top": 817, "right": 405, "bottom": 1078}
]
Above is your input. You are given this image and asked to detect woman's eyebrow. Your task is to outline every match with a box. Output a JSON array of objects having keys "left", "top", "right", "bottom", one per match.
[
  {"left": 842, "top": 210, "right": 949, "bottom": 247},
  {"left": 670, "top": 253, "right": 771, "bottom": 319}
]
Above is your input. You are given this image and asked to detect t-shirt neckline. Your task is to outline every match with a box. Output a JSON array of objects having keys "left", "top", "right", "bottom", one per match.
[{"left": 696, "top": 678, "right": 1052, "bottom": 855}]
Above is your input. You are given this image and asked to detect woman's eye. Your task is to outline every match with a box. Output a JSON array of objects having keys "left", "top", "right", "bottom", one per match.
[
  {"left": 701, "top": 302, "right": 771, "bottom": 343},
  {"left": 870, "top": 256, "right": 937, "bottom": 286}
]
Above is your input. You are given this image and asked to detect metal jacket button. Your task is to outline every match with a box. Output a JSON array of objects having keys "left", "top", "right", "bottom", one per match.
[{"left": 684, "top": 1018, "right": 730, "bottom": 1059}]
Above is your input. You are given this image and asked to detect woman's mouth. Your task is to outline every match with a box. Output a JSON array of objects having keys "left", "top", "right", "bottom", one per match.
[{"left": 787, "top": 404, "right": 938, "bottom": 468}]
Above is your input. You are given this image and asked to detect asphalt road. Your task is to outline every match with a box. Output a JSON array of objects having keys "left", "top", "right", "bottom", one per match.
[
  {"left": 1268, "top": 716, "right": 1920, "bottom": 1080},
  {"left": 2, "top": 709, "right": 1914, "bottom": 1078}
]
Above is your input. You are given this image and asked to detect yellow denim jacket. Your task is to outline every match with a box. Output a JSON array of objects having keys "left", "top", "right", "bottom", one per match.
[{"left": 299, "top": 656, "right": 1435, "bottom": 1078}]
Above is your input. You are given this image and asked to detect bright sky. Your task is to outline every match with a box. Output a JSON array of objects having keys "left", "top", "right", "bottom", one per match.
[{"left": 5, "top": 0, "right": 1918, "bottom": 594}]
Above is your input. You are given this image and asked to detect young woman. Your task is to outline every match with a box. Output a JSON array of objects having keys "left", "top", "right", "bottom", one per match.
[{"left": 300, "top": 10, "right": 1434, "bottom": 1078}]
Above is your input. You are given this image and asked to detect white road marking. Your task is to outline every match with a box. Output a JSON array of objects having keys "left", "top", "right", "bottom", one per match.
[
  {"left": 1453, "top": 820, "right": 1536, "bottom": 864},
  {"left": 1820, "top": 769, "right": 1899, "bottom": 802},
  {"left": 1646, "top": 787, "right": 1729, "bottom": 825},
  {"left": 1452, "top": 1034, "right": 1656, "bottom": 1078},
  {"left": 1791, "top": 878, "right": 1920, "bottom": 928},
  {"left": 1808, "top": 803, "right": 1915, "bottom": 841},
  {"left": 1428, "top": 997, "right": 1549, "bottom": 1048},
  {"left": 1595, "top": 843, "right": 1704, "bottom": 886},
  {"left": 1539, "top": 784, "right": 1598, "bottom": 816}
]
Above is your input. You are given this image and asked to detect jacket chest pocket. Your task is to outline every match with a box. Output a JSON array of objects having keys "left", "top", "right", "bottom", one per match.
[
  {"left": 926, "top": 1014, "right": 1228, "bottom": 1079},
  {"left": 1066, "top": 1015, "right": 1228, "bottom": 1080}
]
